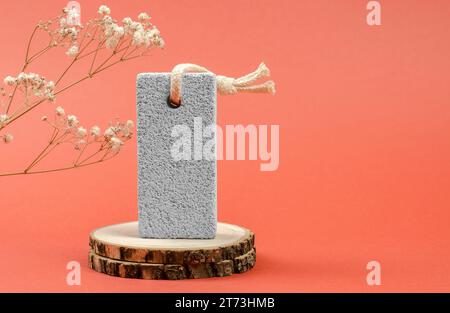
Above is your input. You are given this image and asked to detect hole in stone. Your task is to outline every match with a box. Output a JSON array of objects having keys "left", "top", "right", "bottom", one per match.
[{"left": 167, "top": 96, "right": 181, "bottom": 109}]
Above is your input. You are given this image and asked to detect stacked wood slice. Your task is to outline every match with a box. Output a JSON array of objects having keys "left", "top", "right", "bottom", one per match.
[{"left": 88, "top": 222, "right": 256, "bottom": 280}]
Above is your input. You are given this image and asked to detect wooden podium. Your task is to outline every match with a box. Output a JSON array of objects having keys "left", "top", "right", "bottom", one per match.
[{"left": 89, "top": 222, "right": 256, "bottom": 280}]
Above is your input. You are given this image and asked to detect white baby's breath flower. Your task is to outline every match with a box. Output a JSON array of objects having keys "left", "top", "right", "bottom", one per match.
[
  {"left": 104, "top": 24, "right": 125, "bottom": 49},
  {"left": 148, "top": 26, "right": 160, "bottom": 38},
  {"left": 55, "top": 106, "right": 65, "bottom": 116},
  {"left": 134, "top": 23, "right": 145, "bottom": 33},
  {"left": 66, "top": 45, "right": 79, "bottom": 57},
  {"left": 106, "top": 37, "right": 119, "bottom": 49},
  {"left": 148, "top": 26, "right": 164, "bottom": 48},
  {"left": 71, "top": 28, "right": 79, "bottom": 39},
  {"left": 138, "top": 12, "right": 150, "bottom": 21},
  {"left": 77, "top": 127, "right": 87, "bottom": 137},
  {"left": 157, "top": 37, "right": 165, "bottom": 48},
  {"left": 122, "top": 17, "right": 132, "bottom": 25},
  {"left": 126, "top": 120, "right": 134, "bottom": 128},
  {"left": 2, "top": 133, "right": 13, "bottom": 143},
  {"left": 114, "top": 25, "right": 124, "bottom": 37},
  {"left": 74, "top": 139, "right": 86, "bottom": 150},
  {"left": 110, "top": 136, "right": 123, "bottom": 151},
  {"left": 45, "top": 91, "right": 55, "bottom": 102},
  {"left": 46, "top": 81, "right": 55, "bottom": 90},
  {"left": 32, "top": 89, "right": 42, "bottom": 97},
  {"left": 59, "top": 17, "right": 67, "bottom": 27},
  {"left": 102, "top": 15, "right": 113, "bottom": 25},
  {"left": 90, "top": 126, "right": 100, "bottom": 137},
  {"left": 67, "top": 114, "right": 79, "bottom": 127},
  {"left": 104, "top": 28, "right": 113, "bottom": 38},
  {"left": 60, "top": 27, "right": 79, "bottom": 40},
  {"left": 122, "top": 128, "right": 131, "bottom": 137},
  {"left": 3, "top": 76, "right": 16, "bottom": 86},
  {"left": 0, "top": 114, "right": 8, "bottom": 127},
  {"left": 104, "top": 127, "right": 115, "bottom": 138},
  {"left": 132, "top": 29, "right": 145, "bottom": 46},
  {"left": 17, "top": 72, "right": 26, "bottom": 82},
  {"left": 98, "top": 5, "right": 111, "bottom": 15}
]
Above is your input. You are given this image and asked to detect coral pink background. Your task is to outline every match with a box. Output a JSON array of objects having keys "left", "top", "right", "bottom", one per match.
[{"left": 1, "top": 0, "right": 450, "bottom": 292}]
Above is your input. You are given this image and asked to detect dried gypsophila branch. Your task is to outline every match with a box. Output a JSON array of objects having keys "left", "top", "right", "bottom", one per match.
[
  {"left": 13, "top": 106, "right": 134, "bottom": 176},
  {"left": 0, "top": 4, "right": 163, "bottom": 176}
]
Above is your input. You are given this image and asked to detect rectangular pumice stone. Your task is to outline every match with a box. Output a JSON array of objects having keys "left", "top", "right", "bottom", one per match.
[{"left": 136, "top": 73, "right": 217, "bottom": 239}]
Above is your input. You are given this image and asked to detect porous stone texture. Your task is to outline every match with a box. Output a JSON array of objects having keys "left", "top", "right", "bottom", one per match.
[{"left": 136, "top": 73, "right": 217, "bottom": 239}]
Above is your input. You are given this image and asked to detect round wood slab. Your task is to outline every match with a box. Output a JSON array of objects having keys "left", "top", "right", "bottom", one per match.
[
  {"left": 89, "top": 248, "right": 256, "bottom": 280},
  {"left": 89, "top": 222, "right": 255, "bottom": 264},
  {"left": 88, "top": 221, "right": 256, "bottom": 279}
]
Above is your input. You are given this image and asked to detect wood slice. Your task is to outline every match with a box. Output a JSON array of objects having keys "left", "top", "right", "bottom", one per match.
[
  {"left": 89, "top": 222, "right": 255, "bottom": 264},
  {"left": 88, "top": 248, "right": 256, "bottom": 280}
]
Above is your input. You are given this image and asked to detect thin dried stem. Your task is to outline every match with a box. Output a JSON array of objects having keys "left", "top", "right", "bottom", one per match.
[
  {"left": 5, "top": 84, "right": 19, "bottom": 114},
  {"left": 0, "top": 155, "right": 118, "bottom": 177},
  {"left": 26, "top": 44, "right": 52, "bottom": 65},
  {"left": 55, "top": 57, "right": 78, "bottom": 86},
  {"left": 25, "top": 130, "right": 59, "bottom": 171},
  {"left": 24, "top": 25, "right": 39, "bottom": 65}
]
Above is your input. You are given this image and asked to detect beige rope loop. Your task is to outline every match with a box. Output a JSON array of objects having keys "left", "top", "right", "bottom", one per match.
[{"left": 169, "top": 63, "right": 276, "bottom": 107}]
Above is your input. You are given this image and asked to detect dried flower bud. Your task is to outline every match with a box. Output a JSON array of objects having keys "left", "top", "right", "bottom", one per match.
[
  {"left": 46, "top": 81, "right": 55, "bottom": 90},
  {"left": 0, "top": 114, "right": 8, "bottom": 124},
  {"left": 59, "top": 17, "right": 67, "bottom": 27},
  {"left": 77, "top": 127, "right": 87, "bottom": 137},
  {"left": 126, "top": 120, "right": 134, "bottom": 128},
  {"left": 98, "top": 5, "right": 111, "bottom": 15},
  {"left": 90, "top": 126, "right": 101, "bottom": 137},
  {"left": 66, "top": 45, "right": 79, "bottom": 57},
  {"left": 104, "top": 127, "right": 116, "bottom": 138},
  {"left": 74, "top": 139, "right": 86, "bottom": 150},
  {"left": 55, "top": 106, "right": 65, "bottom": 116},
  {"left": 110, "top": 136, "right": 123, "bottom": 151},
  {"left": 3, "top": 76, "right": 16, "bottom": 86},
  {"left": 138, "top": 12, "right": 150, "bottom": 21},
  {"left": 122, "top": 17, "right": 133, "bottom": 26},
  {"left": 67, "top": 114, "right": 79, "bottom": 127},
  {"left": 2, "top": 133, "right": 13, "bottom": 143}
]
